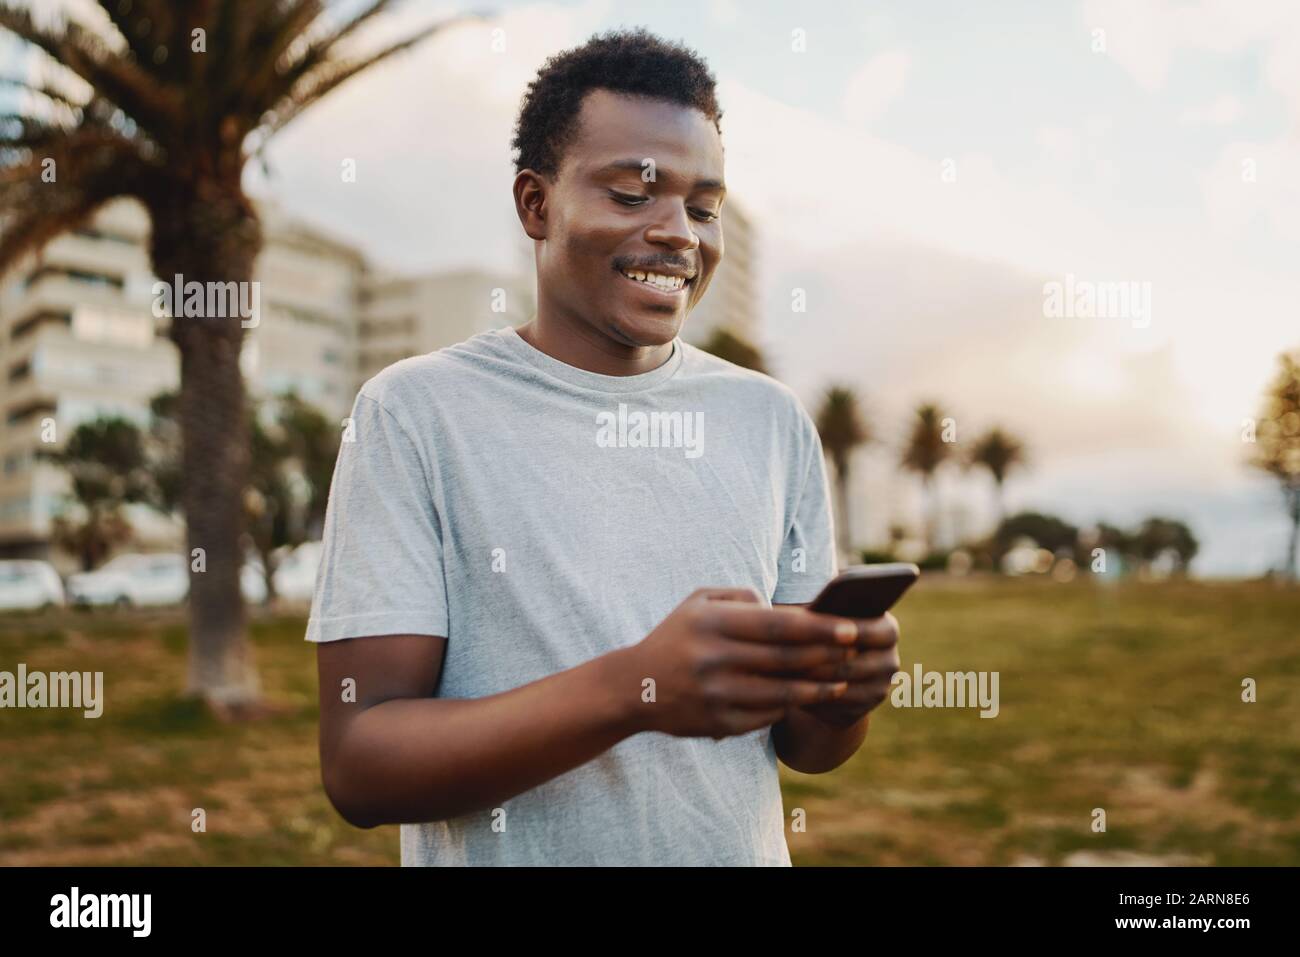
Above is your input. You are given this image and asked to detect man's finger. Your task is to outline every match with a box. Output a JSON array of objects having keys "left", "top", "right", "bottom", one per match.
[
  {"left": 713, "top": 674, "right": 849, "bottom": 709},
  {"left": 796, "top": 648, "right": 900, "bottom": 682},
  {"left": 704, "top": 604, "right": 858, "bottom": 646},
  {"left": 719, "top": 638, "right": 854, "bottom": 674},
  {"left": 825, "top": 680, "right": 893, "bottom": 708},
  {"left": 837, "top": 612, "right": 899, "bottom": 649}
]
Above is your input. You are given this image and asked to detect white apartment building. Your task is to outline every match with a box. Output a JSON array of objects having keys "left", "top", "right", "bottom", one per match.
[
  {"left": 358, "top": 267, "right": 533, "bottom": 385},
  {"left": 0, "top": 198, "right": 365, "bottom": 559},
  {"left": 681, "top": 199, "right": 758, "bottom": 350}
]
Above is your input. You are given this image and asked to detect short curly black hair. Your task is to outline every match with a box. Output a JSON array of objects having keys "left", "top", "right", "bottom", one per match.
[{"left": 511, "top": 28, "right": 723, "bottom": 176}]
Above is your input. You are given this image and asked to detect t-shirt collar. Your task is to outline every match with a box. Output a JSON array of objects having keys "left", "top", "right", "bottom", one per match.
[{"left": 496, "top": 324, "right": 683, "bottom": 394}]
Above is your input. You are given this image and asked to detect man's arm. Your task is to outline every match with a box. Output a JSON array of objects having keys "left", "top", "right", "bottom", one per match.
[
  {"left": 772, "top": 700, "right": 870, "bottom": 774},
  {"left": 317, "top": 634, "right": 640, "bottom": 827},
  {"left": 770, "top": 603, "right": 899, "bottom": 774},
  {"left": 317, "top": 592, "right": 857, "bottom": 827}
]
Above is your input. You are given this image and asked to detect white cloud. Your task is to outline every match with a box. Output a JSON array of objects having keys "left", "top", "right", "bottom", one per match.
[
  {"left": 721, "top": 79, "right": 1144, "bottom": 277},
  {"left": 708, "top": 0, "right": 741, "bottom": 27},
  {"left": 1080, "top": 0, "right": 1300, "bottom": 298},
  {"left": 1180, "top": 93, "right": 1241, "bottom": 126},
  {"left": 1036, "top": 125, "right": 1082, "bottom": 174},
  {"left": 1198, "top": 139, "right": 1300, "bottom": 244},
  {"left": 1083, "top": 0, "right": 1300, "bottom": 119},
  {"left": 842, "top": 51, "right": 909, "bottom": 126}
]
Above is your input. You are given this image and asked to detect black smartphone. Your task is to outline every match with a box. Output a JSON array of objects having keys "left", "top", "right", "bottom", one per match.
[{"left": 807, "top": 563, "right": 920, "bottom": 619}]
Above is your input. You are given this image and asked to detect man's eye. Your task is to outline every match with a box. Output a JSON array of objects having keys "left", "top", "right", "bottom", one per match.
[
  {"left": 610, "top": 192, "right": 648, "bottom": 206},
  {"left": 690, "top": 208, "right": 720, "bottom": 222}
]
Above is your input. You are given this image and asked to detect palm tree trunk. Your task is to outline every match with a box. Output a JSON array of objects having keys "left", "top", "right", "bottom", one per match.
[
  {"left": 178, "top": 339, "right": 257, "bottom": 703},
  {"left": 924, "top": 473, "right": 937, "bottom": 553},
  {"left": 149, "top": 188, "right": 262, "bottom": 710},
  {"left": 1287, "top": 485, "right": 1300, "bottom": 582},
  {"left": 834, "top": 467, "right": 852, "bottom": 564}
]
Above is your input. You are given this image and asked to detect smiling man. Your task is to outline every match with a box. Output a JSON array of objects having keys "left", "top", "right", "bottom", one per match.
[{"left": 308, "top": 28, "right": 900, "bottom": 866}]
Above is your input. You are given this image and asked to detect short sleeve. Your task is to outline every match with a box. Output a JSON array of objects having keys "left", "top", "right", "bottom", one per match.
[
  {"left": 771, "top": 400, "right": 838, "bottom": 604},
  {"left": 305, "top": 391, "right": 448, "bottom": 642}
]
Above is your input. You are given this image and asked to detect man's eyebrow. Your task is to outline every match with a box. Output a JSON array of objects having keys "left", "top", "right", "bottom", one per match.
[{"left": 595, "top": 158, "right": 726, "bottom": 192}]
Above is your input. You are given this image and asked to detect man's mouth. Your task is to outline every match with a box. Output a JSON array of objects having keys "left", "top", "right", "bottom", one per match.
[{"left": 617, "top": 268, "right": 692, "bottom": 293}]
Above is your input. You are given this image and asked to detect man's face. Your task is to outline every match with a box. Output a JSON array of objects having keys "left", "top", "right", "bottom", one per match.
[{"left": 532, "top": 89, "right": 726, "bottom": 348}]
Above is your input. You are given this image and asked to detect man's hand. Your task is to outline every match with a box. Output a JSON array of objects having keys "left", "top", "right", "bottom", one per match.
[
  {"left": 617, "top": 587, "right": 862, "bottom": 740},
  {"left": 793, "top": 612, "right": 901, "bottom": 728}
]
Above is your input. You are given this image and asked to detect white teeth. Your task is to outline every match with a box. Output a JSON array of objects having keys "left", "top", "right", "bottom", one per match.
[{"left": 622, "top": 270, "right": 685, "bottom": 291}]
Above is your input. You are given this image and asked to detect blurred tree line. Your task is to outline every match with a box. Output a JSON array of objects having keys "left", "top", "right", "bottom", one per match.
[
  {"left": 701, "top": 326, "right": 1202, "bottom": 580},
  {"left": 42, "top": 391, "right": 338, "bottom": 602}
]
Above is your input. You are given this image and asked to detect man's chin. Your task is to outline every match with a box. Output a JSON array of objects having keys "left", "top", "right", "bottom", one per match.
[{"left": 606, "top": 313, "right": 684, "bottom": 349}]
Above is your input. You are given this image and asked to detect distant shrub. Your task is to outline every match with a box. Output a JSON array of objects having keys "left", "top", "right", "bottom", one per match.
[
  {"left": 917, "top": 552, "right": 950, "bottom": 572},
  {"left": 858, "top": 549, "right": 897, "bottom": 565}
]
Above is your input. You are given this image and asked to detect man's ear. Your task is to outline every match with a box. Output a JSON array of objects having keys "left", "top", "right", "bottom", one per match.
[{"left": 513, "top": 169, "right": 549, "bottom": 241}]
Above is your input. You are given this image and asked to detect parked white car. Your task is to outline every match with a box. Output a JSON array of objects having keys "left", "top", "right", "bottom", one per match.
[
  {"left": 67, "top": 553, "right": 269, "bottom": 607},
  {"left": 68, "top": 553, "right": 186, "bottom": 607},
  {"left": 0, "top": 560, "right": 65, "bottom": 611},
  {"left": 272, "top": 541, "right": 322, "bottom": 602},
  {"left": 241, "top": 556, "right": 268, "bottom": 605}
]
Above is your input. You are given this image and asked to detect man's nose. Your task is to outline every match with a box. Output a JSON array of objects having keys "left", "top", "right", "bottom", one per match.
[{"left": 644, "top": 201, "right": 700, "bottom": 251}]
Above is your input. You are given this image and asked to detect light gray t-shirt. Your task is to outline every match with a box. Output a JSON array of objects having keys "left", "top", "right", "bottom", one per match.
[{"left": 306, "top": 325, "right": 837, "bottom": 866}]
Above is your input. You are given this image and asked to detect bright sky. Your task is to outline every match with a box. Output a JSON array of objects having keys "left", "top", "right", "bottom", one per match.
[{"left": 14, "top": 0, "right": 1300, "bottom": 575}]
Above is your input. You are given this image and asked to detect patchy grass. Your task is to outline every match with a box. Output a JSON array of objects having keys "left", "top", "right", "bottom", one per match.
[
  {"left": 784, "top": 578, "right": 1299, "bottom": 865},
  {"left": 0, "top": 580, "right": 1296, "bottom": 865}
]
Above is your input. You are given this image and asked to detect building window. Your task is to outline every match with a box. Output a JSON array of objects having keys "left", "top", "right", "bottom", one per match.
[
  {"left": 0, "top": 495, "right": 32, "bottom": 521},
  {"left": 24, "top": 265, "right": 125, "bottom": 291},
  {"left": 6, "top": 400, "right": 56, "bottom": 426},
  {"left": 359, "top": 316, "right": 414, "bottom": 338},
  {"left": 73, "top": 227, "right": 138, "bottom": 245},
  {"left": 268, "top": 302, "right": 346, "bottom": 334}
]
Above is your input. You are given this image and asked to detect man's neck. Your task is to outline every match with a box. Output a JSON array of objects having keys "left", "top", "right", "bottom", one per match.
[{"left": 515, "top": 312, "right": 674, "bottom": 377}]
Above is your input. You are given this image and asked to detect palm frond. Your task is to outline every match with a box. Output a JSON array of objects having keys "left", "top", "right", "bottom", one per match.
[
  {"left": 262, "top": 15, "right": 460, "bottom": 137},
  {"left": 0, "top": 130, "right": 147, "bottom": 273},
  {"left": 0, "top": 0, "right": 472, "bottom": 275},
  {"left": 0, "top": 3, "right": 182, "bottom": 136},
  {"left": 0, "top": 75, "right": 87, "bottom": 117},
  {"left": 93, "top": 0, "right": 168, "bottom": 69}
]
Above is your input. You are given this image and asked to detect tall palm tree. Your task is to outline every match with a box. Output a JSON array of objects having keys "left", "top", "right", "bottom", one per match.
[
  {"left": 0, "top": 1, "right": 473, "bottom": 712},
  {"left": 900, "top": 402, "right": 952, "bottom": 551},
  {"left": 967, "top": 426, "right": 1026, "bottom": 525},
  {"left": 1249, "top": 351, "right": 1300, "bottom": 581},
  {"left": 815, "top": 385, "right": 870, "bottom": 562},
  {"left": 698, "top": 326, "right": 768, "bottom": 374}
]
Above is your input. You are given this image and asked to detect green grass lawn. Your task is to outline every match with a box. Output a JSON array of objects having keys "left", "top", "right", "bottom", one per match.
[{"left": 1, "top": 579, "right": 1296, "bottom": 865}]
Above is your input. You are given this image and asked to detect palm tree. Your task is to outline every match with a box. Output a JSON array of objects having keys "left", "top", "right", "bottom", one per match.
[
  {"left": 698, "top": 326, "right": 767, "bottom": 374},
  {"left": 0, "top": 1, "right": 473, "bottom": 712},
  {"left": 900, "top": 402, "right": 952, "bottom": 551},
  {"left": 815, "top": 386, "right": 870, "bottom": 562},
  {"left": 967, "top": 426, "right": 1026, "bottom": 524},
  {"left": 1249, "top": 351, "right": 1300, "bottom": 581}
]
